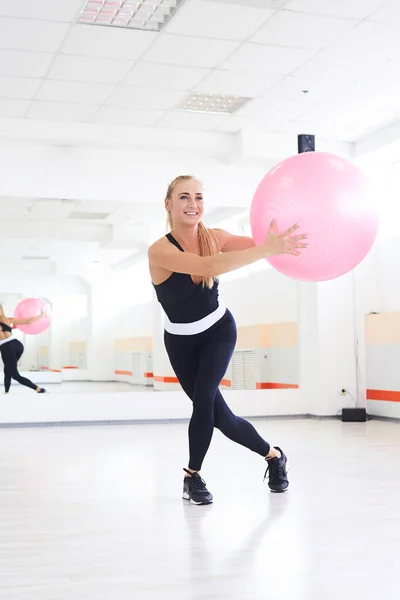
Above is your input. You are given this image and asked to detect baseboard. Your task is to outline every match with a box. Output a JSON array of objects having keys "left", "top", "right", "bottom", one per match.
[
  {"left": 367, "top": 415, "right": 400, "bottom": 424},
  {"left": 0, "top": 414, "right": 313, "bottom": 429},
  {"left": 3, "top": 413, "right": 398, "bottom": 430}
]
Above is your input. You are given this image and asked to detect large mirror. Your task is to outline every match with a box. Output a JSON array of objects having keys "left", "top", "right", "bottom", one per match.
[
  {"left": 0, "top": 196, "right": 299, "bottom": 394},
  {"left": 0, "top": 293, "right": 61, "bottom": 395}
]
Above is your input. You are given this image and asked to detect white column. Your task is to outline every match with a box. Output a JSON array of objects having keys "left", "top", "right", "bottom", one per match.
[
  {"left": 86, "top": 271, "right": 116, "bottom": 382},
  {"left": 298, "top": 270, "right": 365, "bottom": 416}
]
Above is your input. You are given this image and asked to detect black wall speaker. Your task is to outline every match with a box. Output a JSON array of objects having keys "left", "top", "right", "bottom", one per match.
[{"left": 297, "top": 134, "right": 315, "bottom": 154}]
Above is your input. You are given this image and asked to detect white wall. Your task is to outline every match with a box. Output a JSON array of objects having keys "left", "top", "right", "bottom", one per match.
[
  {"left": 0, "top": 388, "right": 305, "bottom": 426},
  {"left": 2, "top": 135, "right": 398, "bottom": 422},
  {"left": 114, "top": 302, "right": 153, "bottom": 339},
  {"left": 220, "top": 267, "right": 298, "bottom": 325}
]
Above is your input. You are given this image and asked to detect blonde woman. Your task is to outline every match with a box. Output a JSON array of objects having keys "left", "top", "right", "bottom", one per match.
[
  {"left": 0, "top": 304, "right": 47, "bottom": 394},
  {"left": 149, "top": 176, "right": 308, "bottom": 505}
]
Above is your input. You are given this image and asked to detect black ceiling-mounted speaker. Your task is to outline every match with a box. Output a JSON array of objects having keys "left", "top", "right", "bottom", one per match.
[{"left": 298, "top": 134, "right": 315, "bottom": 154}]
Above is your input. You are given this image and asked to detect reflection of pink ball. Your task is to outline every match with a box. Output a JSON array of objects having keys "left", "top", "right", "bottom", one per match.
[
  {"left": 250, "top": 152, "right": 379, "bottom": 282},
  {"left": 14, "top": 298, "right": 51, "bottom": 335}
]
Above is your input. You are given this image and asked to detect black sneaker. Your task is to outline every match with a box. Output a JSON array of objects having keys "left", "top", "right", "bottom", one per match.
[
  {"left": 182, "top": 469, "right": 213, "bottom": 505},
  {"left": 264, "top": 447, "right": 289, "bottom": 493}
]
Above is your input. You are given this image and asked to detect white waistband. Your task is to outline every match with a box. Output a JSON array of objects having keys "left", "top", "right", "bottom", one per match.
[
  {"left": 0, "top": 335, "right": 14, "bottom": 347},
  {"left": 164, "top": 300, "right": 226, "bottom": 336}
]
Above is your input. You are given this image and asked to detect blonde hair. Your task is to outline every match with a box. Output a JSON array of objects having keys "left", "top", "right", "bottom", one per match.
[{"left": 166, "top": 175, "right": 217, "bottom": 289}]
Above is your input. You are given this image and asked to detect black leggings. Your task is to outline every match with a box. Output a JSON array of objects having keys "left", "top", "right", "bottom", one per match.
[
  {"left": 0, "top": 339, "right": 38, "bottom": 393},
  {"left": 164, "top": 310, "right": 270, "bottom": 471}
]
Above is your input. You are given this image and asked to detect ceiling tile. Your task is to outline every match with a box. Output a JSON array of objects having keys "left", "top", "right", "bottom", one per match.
[
  {"left": 27, "top": 101, "right": 99, "bottom": 122},
  {"left": 195, "top": 70, "right": 281, "bottom": 97},
  {"left": 157, "top": 110, "right": 228, "bottom": 131},
  {"left": 165, "top": 0, "right": 275, "bottom": 40},
  {"left": 106, "top": 87, "right": 186, "bottom": 110},
  {"left": 61, "top": 24, "right": 158, "bottom": 60},
  {"left": 251, "top": 10, "right": 356, "bottom": 49},
  {"left": 124, "top": 62, "right": 209, "bottom": 90},
  {"left": 368, "top": 0, "right": 400, "bottom": 24},
  {"left": 0, "top": 50, "right": 53, "bottom": 78},
  {"left": 293, "top": 49, "right": 371, "bottom": 80},
  {"left": 0, "top": 77, "right": 41, "bottom": 99},
  {"left": 294, "top": 22, "right": 400, "bottom": 81},
  {"left": 284, "top": 0, "right": 388, "bottom": 19},
  {"left": 0, "top": 0, "right": 84, "bottom": 22},
  {"left": 217, "top": 96, "right": 309, "bottom": 132},
  {"left": 48, "top": 55, "right": 134, "bottom": 84},
  {"left": 221, "top": 43, "right": 316, "bottom": 74},
  {"left": 0, "top": 17, "right": 69, "bottom": 53},
  {"left": 264, "top": 76, "right": 342, "bottom": 102},
  {"left": 142, "top": 34, "right": 239, "bottom": 68},
  {"left": 329, "top": 21, "right": 400, "bottom": 58},
  {"left": 297, "top": 94, "right": 400, "bottom": 140},
  {"left": 37, "top": 80, "right": 115, "bottom": 105},
  {"left": 92, "top": 106, "right": 164, "bottom": 127},
  {"left": 0, "top": 98, "right": 29, "bottom": 118}
]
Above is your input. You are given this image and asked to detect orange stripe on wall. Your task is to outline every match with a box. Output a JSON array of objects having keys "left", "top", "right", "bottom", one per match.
[
  {"left": 367, "top": 389, "right": 400, "bottom": 402},
  {"left": 62, "top": 366, "right": 78, "bottom": 369},
  {"left": 154, "top": 376, "right": 232, "bottom": 386},
  {"left": 220, "top": 379, "right": 231, "bottom": 387},
  {"left": 115, "top": 370, "right": 133, "bottom": 376},
  {"left": 256, "top": 382, "right": 299, "bottom": 390},
  {"left": 144, "top": 372, "right": 154, "bottom": 378}
]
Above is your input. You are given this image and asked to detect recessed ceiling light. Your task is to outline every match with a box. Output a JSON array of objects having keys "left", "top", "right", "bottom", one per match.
[
  {"left": 175, "top": 92, "right": 251, "bottom": 116},
  {"left": 78, "top": 0, "right": 187, "bottom": 32}
]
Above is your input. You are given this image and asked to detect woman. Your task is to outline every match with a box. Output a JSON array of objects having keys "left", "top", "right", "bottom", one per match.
[
  {"left": 148, "top": 175, "right": 308, "bottom": 505},
  {"left": 0, "top": 304, "right": 47, "bottom": 394}
]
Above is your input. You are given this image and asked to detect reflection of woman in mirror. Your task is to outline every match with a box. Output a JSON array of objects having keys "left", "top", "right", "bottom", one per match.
[
  {"left": 0, "top": 304, "right": 47, "bottom": 394},
  {"left": 149, "top": 175, "right": 308, "bottom": 505}
]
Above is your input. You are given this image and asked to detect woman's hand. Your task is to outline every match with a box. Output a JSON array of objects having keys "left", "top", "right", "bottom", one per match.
[{"left": 264, "top": 220, "right": 308, "bottom": 257}]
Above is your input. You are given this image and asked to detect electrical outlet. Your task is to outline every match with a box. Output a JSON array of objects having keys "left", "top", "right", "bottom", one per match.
[{"left": 340, "top": 389, "right": 347, "bottom": 396}]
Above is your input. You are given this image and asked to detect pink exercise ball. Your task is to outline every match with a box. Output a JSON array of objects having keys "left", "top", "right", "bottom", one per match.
[
  {"left": 250, "top": 152, "right": 379, "bottom": 282},
  {"left": 14, "top": 298, "right": 51, "bottom": 335}
]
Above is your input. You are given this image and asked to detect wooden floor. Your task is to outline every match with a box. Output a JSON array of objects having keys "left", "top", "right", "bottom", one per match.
[{"left": 0, "top": 418, "right": 399, "bottom": 599}]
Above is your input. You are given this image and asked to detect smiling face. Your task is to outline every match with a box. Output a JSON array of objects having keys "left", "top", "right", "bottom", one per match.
[{"left": 165, "top": 177, "right": 204, "bottom": 229}]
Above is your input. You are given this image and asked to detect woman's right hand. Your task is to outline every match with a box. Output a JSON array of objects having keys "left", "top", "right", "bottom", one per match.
[{"left": 264, "top": 220, "right": 308, "bottom": 256}]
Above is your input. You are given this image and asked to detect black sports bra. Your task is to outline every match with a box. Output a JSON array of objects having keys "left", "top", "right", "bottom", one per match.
[
  {"left": 153, "top": 233, "right": 219, "bottom": 324},
  {"left": 0, "top": 321, "right": 12, "bottom": 333}
]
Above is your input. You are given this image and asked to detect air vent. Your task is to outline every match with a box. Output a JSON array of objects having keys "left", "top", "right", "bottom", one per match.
[
  {"left": 175, "top": 92, "right": 251, "bottom": 115},
  {"left": 78, "top": 0, "right": 187, "bottom": 32},
  {"left": 68, "top": 211, "right": 110, "bottom": 220}
]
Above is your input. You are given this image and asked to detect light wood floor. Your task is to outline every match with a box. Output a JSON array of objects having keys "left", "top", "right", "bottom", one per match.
[{"left": 0, "top": 418, "right": 399, "bottom": 599}]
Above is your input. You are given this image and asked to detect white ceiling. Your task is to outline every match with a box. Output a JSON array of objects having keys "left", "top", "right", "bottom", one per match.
[
  {"left": 0, "top": 0, "right": 399, "bottom": 141},
  {"left": 1, "top": 0, "right": 400, "bottom": 274}
]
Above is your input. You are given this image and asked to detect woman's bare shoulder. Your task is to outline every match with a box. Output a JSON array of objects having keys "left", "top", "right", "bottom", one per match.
[{"left": 149, "top": 236, "right": 169, "bottom": 251}]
